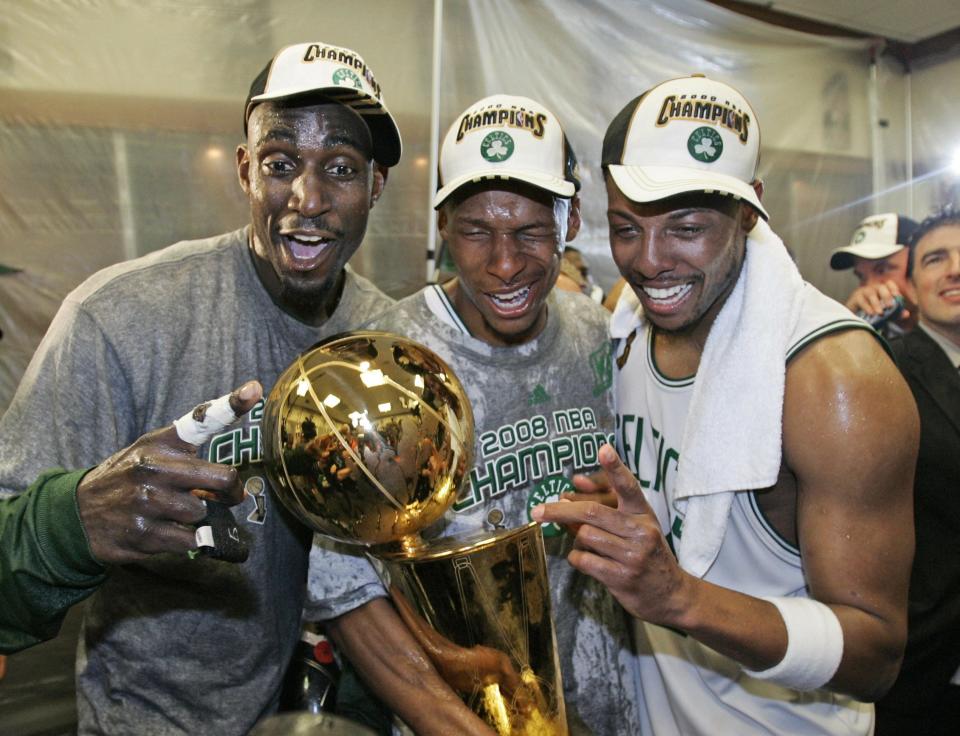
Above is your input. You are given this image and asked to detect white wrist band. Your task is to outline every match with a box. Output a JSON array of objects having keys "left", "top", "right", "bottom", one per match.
[
  {"left": 174, "top": 393, "right": 240, "bottom": 447},
  {"left": 743, "top": 596, "right": 844, "bottom": 691}
]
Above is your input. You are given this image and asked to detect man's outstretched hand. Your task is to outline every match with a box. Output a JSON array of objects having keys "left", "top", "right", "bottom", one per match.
[
  {"left": 76, "top": 381, "right": 263, "bottom": 564},
  {"left": 532, "top": 443, "right": 693, "bottom": 627}
]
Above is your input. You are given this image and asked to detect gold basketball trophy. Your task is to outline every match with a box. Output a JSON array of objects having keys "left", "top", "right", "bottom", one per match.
[{"left": 262, "top": 332, "right": 567, "bottom": 735}]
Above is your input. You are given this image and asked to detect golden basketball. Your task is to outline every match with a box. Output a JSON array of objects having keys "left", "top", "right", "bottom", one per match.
[{"left": 261, "top": 331, "right": 474, "bottom": 547}]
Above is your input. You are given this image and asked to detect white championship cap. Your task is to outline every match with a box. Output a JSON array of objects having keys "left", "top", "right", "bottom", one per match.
[
  {"left": 602, "top": 74, "right": 767, "bottom": 219},
  {"left": 829, "top": 213, "right": 919, "bottom": 270},
  {"left": 244, "top": 42, "right": 401, "bottom": 167},
  {"left": 433, "top": 94, "right": 580, "bottom": 209}
]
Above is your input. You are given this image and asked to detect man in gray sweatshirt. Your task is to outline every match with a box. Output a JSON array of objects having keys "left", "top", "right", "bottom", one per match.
[{"left": 0, "top": 41, "right": 424, "bottom": 735}]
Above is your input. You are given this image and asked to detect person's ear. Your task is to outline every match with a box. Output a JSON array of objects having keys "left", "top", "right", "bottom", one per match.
[
  {"left": 741, "top": 180, "right": 764, "bottom": 232},
  {"left": 370, "top": 164, "right": 388, "bottom": 208},
  {"left": 437, "top": 208, "right": 449, "bottom": 243},
  {"left": 566, "top": 195, "right": 582, "bottom": 242},
  {"left": 236, "top": 145, "right": 251, "bottom": 195},
  {"left": 741, "top": 205, "right": 760, "bottom": 233}
]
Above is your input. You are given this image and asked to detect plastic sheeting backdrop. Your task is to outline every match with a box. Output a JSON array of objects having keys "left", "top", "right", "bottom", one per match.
[{"left": 1, "top": 0, "right": 958, "bottom": 413}]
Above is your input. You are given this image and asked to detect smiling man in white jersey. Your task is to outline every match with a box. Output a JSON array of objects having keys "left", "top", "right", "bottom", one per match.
[{"left": 533, "top": 75, "right": 919, "bottom": 735}]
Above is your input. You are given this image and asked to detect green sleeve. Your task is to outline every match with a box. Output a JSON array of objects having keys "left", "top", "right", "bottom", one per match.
[{"left": 0, "top": 468, "right": 107, "bottom": 653}]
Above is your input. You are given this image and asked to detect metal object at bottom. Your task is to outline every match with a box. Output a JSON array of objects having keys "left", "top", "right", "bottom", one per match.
[
  {"left": 250, "top": 711, "right": 375, "bottom": 735},
  {"left": 376, "top": 522, "right": 567, "bottom": 735}
]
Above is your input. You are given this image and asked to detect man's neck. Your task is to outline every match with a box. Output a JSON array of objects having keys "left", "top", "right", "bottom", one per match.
[
  {"left": 651, "top": 327, "right": 708, "bottom": 379},
  {"left": 650, "top": 284, "right": 733, "bottom": 379},
  {"left": 919, "top": 317, "right": 960, "bottom": 356},
  {"left": 297, "top": 271, "right": 346, "bottom": 326}
]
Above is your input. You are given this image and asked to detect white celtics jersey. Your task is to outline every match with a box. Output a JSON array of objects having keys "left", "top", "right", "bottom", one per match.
[{"left": 613, "top": 282, "right": 876, "bottom": 736}]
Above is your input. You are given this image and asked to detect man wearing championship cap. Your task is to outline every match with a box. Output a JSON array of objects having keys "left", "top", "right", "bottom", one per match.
[
  {"left": 0, "top": 42, "right": 402, "bottom": 734},
  {"left": 831, "top": 213, "right": 920, "bottom": 335},
  {"left": 305, "top": 94, "right": 643, "bottom": 735},
  {"left": 533, "top": 75, "right": 918, "bottom": 734}
]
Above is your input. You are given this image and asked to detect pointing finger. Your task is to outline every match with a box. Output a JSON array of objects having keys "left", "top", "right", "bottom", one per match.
[
  {"left": 570, "top": 470, "right": 605, "bottom": 494},
  {"left": 173, "top": 381, "right": 263, "bottom": 447},
  {"left": 597, "top": 443, "right": 653, "bottom": 515}
]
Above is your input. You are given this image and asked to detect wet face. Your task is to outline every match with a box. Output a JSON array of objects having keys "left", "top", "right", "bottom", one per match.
[
  {"left": 852, "top": 249, "right": 910, "bottom": 293},
  {"left": 606, "top": 177, "right": 757, "bottom": 336},
  {"left": 237, "top": 101, "right": 385, "bottom": 324},
  {"left": 440, "top": 183, "right": 580, "bottom": 346},
  {"left": 907, "top": 224, "right": 960, "bottom": 343}
]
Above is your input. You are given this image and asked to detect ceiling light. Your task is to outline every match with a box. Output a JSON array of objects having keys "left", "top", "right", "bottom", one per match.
[{"left": 951, "top": 147, "right": 960, "bottom": 176}]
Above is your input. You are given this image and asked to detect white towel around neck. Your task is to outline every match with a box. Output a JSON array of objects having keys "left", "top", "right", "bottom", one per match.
[{"left": 613, "top": 218, "right": 805, "bottom": 578}]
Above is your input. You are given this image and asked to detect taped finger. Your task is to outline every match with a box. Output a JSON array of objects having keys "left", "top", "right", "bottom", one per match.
[
  {"left": 193, "top": 500, "right": 249, "bottom": 563},
  {"left": 174, "top": 393, "right": 240, "bottom": 447}
]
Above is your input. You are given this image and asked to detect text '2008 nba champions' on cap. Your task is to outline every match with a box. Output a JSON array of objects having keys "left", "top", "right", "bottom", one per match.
[
  {"left": 602, "top": 74, "right": 767, "bottom": 219},
  {"left": 244, "top": 42, "right": 402, "bottom": 167},
  {"left": 433, "top": 94, "right": 580, "bottom": 209},
  {"left": 829, "top": 213, "right": 919, "bottom": 270}
]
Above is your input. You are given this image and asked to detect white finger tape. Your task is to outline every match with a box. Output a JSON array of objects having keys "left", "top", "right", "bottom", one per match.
[
  {"left": 195, "top": 525, "right": 215, "bottom": 549},
  {"left": 174, "top": 393, "right": 240, "bottom": 447}
]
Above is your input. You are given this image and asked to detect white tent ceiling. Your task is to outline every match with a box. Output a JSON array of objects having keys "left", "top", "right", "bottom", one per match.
[{"left": 734, "top": 0, "right": 960, "bottom": 43}]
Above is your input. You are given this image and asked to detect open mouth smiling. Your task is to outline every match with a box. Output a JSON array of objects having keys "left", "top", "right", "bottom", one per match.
[
  {"left": 486, "top": 284, "right": 533, "bottom": 314},
  {"left": 640, "top": 282, "right": 693, "bottom": 306},
  {"left": 279, "top": 231, "right": 336, "bottom": 268}
]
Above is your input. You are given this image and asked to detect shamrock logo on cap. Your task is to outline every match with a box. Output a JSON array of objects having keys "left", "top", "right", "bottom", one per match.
[
  {"left": 332, "top": 68, "right": 363, "bottom": 90},
  {"left": 687, "top": 126, "right": 723, "bottom": 163},
  {"left": 481, "top": 131, "right": 515, "bottom": 162}
]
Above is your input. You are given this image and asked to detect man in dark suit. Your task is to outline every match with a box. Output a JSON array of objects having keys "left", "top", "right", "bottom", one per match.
[{"left": 878, "top": 206, "right": 960, "bottom": 735}]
